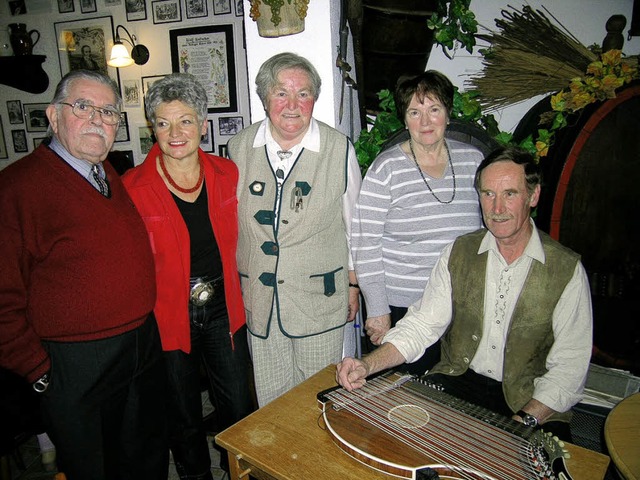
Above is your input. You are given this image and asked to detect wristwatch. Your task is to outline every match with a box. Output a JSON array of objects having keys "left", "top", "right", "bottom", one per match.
[
  {"left": 517, "top": 410, "right": 538, "bottom": 428},
  {"left": 32, "top": 372, "right": 50, "bottom": 393}
]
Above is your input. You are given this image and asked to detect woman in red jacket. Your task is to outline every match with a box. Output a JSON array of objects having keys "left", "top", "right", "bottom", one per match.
[{"left": 123, "top": 73, "right": 255, "bottom": 480}]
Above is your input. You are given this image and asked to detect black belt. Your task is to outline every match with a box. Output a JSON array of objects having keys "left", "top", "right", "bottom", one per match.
[{"left": 189, "top": 276, "right": 223, "bottom": 306}]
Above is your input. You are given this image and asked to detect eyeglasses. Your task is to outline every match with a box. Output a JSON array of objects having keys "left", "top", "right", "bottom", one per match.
[{"left": 58, "top": 102, "right": 122, "bottom": 126}]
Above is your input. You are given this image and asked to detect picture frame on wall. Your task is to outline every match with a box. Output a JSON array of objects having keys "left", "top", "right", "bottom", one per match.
[
  {"left": 0, "top": 117, "right": 8, "bottom": 159},
  {"left": 126, "top": 0, "right": 148, "bottom": 21},
  {"left": 122, "top": 79, "right": 141, "bottom": 107},
  {"left": 54, "top": 16, "right": 120, "bottom": 89},
  {"left": 213, "top": 0, "right": 231, "bottom": 15},
  {"left": 234, "top": 0, "right": 243, "bottom": 17},
  {"left": 57, "top": 0, "right": 75, "bottom": 14},
  {"left": 12, "top": 129, "right": 28, "bottom": 153},
  {"left": 218, "top": 116, "right": 243, "bottom": 136},
  {"left": 23, "top": 103, "right": 50, "bottom": 133},
  {"left": 200, "top": 119, "right": 214, "bottom": 152},
  {"left": 115, "top": 112, "right": 130, "bottom": 142},
  {"left": 152, "top": 0, "right": 182, "bottom": 24},
  {"left": 80, "top": 0, "right": 97, "bottom": 13},
  {"left": 142, "top": 74, "right": 168, "bottom": 96},
  {"left": 170, "top": 25, "right": 237, "bottom": 113},
  {"left": 7, "top": 100, "right": 24, "bottom": 125},
  {"left": 218, "top": 143, "right": 228, "bottom": 158},
  {"left": 186, "top": 0, "right": 207, "bottom": 18},
  {"left": 138, "top": 125, "right": 155, "bottom": 156}
]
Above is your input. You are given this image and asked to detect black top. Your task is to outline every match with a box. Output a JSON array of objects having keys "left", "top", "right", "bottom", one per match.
[{"left": 172, "top": 184, "right": 222, "bottom": 279}]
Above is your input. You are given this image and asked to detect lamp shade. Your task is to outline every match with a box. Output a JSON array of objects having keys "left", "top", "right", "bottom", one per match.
[{"left": 108, "top": 43, "right": 134, "bottom": 67}]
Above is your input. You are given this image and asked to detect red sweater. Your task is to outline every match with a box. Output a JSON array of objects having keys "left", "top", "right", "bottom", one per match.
[
  {"left": 122, "top": 144, "right": 246, "bottom": 353},
  {"left": 0, "top": 145, "right": 156, "bottom": 382}
]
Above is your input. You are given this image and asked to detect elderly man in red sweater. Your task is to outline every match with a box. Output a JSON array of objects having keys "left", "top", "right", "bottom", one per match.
[{"left": 0, "top": 70, "right": 168, "bottom": 479}]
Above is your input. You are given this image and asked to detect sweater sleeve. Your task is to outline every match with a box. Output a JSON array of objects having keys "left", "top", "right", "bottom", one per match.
[
  {"left": 351, "top": 151, "right": 393, "bottom": 317},
  {"left": 0, "top": 175, "right": 51, "bottom": 382}
]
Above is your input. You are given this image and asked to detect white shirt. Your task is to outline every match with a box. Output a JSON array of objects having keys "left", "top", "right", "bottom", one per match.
[
  {"left": 252, "top": 118, "right": 362, "bottom": 269},
  {"left": 383, "top": 221, "right": 593, "bottom": 413}
]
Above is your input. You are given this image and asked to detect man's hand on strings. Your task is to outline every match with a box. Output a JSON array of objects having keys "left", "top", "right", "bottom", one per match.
[{"left": 336, "top": 357, "right": 369, "bottom": 391}]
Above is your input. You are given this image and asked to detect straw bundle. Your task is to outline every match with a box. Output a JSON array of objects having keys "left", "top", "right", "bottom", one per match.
[{"left": 467, "top": 5, "right": 597, "bottom": 111}]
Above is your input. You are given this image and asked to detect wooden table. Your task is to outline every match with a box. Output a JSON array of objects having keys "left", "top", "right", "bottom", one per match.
[
  {"left": 605, "top": 392, "right": 640, "bottom": 480},
  {"left": 216, "top": 366, "right": 610, "bottom": 480}
]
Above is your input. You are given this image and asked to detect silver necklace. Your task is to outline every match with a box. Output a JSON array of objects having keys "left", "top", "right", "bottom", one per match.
[{"left": 409, "top": 139, "right": 456, "bottom": 204}]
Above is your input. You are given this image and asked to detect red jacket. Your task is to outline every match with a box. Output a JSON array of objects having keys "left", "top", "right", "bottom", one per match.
[{"left": 123, "top": 144, "right": 246, "bottom": 353}]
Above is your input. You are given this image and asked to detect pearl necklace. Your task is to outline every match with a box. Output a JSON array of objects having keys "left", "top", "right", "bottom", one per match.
[
  {"left": 409, "top": 139, "right": 456, "bottom": 204},
  {"left": 159, "top": 155, "right": 204, "bottom": 194}
]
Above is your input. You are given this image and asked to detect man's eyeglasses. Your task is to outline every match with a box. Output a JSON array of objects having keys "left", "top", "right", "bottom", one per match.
[{"left": 58, "top": 102, "right": 121, "bottom": 126}]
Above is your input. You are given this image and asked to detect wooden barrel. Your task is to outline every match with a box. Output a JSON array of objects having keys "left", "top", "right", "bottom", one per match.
[{"left": 513, "top": 82, "right": 640, "bottom": 374}]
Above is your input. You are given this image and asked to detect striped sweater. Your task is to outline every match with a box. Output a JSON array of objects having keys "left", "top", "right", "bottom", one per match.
[{"left": 352, "top": 139, "right": 483, "bottom": 317}]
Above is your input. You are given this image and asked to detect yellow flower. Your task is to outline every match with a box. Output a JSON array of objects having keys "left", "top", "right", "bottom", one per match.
[
  {"left": 535, "top": 140, "right": 549, "bottom": 158},
  {"left": 601, "top": 49, "right": 622, "bottom": 67}
]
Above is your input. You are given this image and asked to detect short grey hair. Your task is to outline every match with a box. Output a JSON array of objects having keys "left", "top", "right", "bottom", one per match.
[
  {"left": 145, "top": 73, "right": 208, "bottom": 126},
  {"left": 47, "top": 70, "right": 122, "bottom": 137},
  {"left": 255, "top": 52, "right": 321, "bottom": 107}
]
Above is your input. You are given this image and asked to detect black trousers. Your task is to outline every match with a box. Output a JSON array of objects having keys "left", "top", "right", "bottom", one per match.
[
  {"left": 40, "top": 317, "right": 169, "bottom": 480},
  {"left": 427, "top": 369, "right": 573, "bottom": 442}
]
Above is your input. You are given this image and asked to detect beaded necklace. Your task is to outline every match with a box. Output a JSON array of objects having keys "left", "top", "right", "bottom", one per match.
[
  {"left": 409, "top": 139, "right": 456, "bottom": 204},
  {"left": 159, "top": 155, "right": 204, "bottom": 194}
]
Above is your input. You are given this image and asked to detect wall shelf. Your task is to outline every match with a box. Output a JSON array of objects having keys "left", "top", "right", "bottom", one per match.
[{"left": 0, "top": 55, "right": 49, "bottom": 94}]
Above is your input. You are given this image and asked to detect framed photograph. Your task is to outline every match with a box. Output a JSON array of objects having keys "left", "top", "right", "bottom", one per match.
[
  {"left": 200, "top": 119, "right": 214, "bottom": 152},
  {"left": 12, "top": 129, "right": 28, "bottom": 153},
  {"left": 7, "top": 100, "right": 24, "bottom": 125},
  {"left": 218, "top": 143, "right": 228, "bottom": 158},
  {"left": 126, "top": 0, "right": 147, "bottom": 21},
  {"left": 218, "top": 116, "right": 243, "bottom": 136},
  {"left": 9, "top": 0, "right": 27, "bottom": 15},
  {"left": 170, "top": 25, "right": 237, "bottom": 113},
  {"left": 104, "top": 0, "right": 122, "bottom": 6},
  {"left": 0, "top": 117, "right": 7, "bottom": 159},
  {"left": 152, "top": 0, "right": 181, "bottom": 24},
  {"left": 138, "top": 124, "right": 155, "bottom": 156},
  {"left": 23, "top": 103, "right": 50, "bottom": 133},
  {"left": 213, "top": 0, "right": 231, "bottom": 15},
  {"left": 115, "top": 112, "right": 130, "bottom": 142},
  {"left": 80, "top": 0, "right": 97, "bottom": 13},
  {"left": 142, "top": 74, "right": 168, "bottom": 96},
  {"left": 54, "top": 16, "right": 120, "bottom": 89},
  {"left": 32, "top": 137, "right": 46, "bottom": 149},
  {"left": 122, "top": 79, "right": 141, "bottom": 107},
  {"left": 186, "top": 0, "right": 207, "bottom": 18},
  {"left": 57, "top": 0, "right": 75, "bottom": 13},
  {"left": 234, "top": 0, "right": 243, "bottom": 17}
]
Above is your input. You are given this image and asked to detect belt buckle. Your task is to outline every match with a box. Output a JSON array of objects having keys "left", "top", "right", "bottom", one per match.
[{"left": 190, "top": 280, "right": 214, "bottom": 306}]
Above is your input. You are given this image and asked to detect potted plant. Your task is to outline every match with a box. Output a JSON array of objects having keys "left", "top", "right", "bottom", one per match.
[{"left": 249, "top": 0, "right": 310, "bottom": 38}]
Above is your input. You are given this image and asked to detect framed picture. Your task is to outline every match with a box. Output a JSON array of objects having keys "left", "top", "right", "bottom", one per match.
[
  {"left": 218, "top": 116, "right": 243, "bottom": 136},
  {"left": 23, "top": 103, "right": 50, "bottom": 133},
  {"left": 80, "top": 0, "right": 97, "bottom": 13},
  {"left": 7, "top": 100, "right": 24, "bottom": 125},
  {"left": 142, "top": 74, "right": 168, "bottom": 96},
  {"left": 122, "top": 79, "right": 141, "bottom": 107},
  {"left": 54, "top": 16, "right": 120, "bottom": 89},
  {"left": 126, "top": 0, "right": 147, "bottom": 21},
  {"left": 152, "top": 0, "right": 182, "bottom": 24},
  {"left": 57, "top": 0, "right": 75, "bottom": 14},
  {"left": 234, "top": 0, "right": 243, "bottom": 17},
  {"left": 186, "top": 0, "right": 207, "bottom": 18},
  {"left": 32, "top": 137, "right": 46, "bottom": 149},
  {"left": 104, "top": 0, "right": 122, "bottom": 5},
  {"left": 170, "top": 25, "right": 237, "bottom": 113},
  {"left": 138, "top": 125, "right": 155, "bottom": 156},
  {"left": 213, "top": 0, "right": 231, "bottom": 15},
  {"left": 115, "top": 112, "right": 130, "bottom": 142},
  {"left": 200, "top": 119, "right": 214, "bottom": 152},
  {"left": 12, "top": 129, "right": 28, "bottom": 153},
  {"left": 0, "top": 117, "right": 7, "bottom": 159},
  {"left": 9, "top": 0, "right": 27, "bottom": 15},
  {"left": 218, "top": 143, "right": 228, "bottom": 158}
]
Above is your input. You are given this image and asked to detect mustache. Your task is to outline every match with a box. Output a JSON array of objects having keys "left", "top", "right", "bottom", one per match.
[{"left": 81, "top": 127, "right": 108, "bottom": 139}]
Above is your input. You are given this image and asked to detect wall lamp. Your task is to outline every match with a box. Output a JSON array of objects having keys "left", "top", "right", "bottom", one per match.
[{"left": 108, "top": 25, "right": 150, "bottom": 68}]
